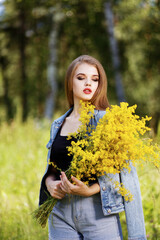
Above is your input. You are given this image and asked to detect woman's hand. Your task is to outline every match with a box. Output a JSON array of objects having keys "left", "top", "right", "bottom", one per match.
[
  {"left": 60, "top": 172, "right": 100, "bottom": 197},
  {"left": 45, "top": 176, "right": 66, "bottom": 199}
]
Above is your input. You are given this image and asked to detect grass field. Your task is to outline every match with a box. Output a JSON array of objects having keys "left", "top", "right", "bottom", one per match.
[{"left": 0, "top": 120, "right": 159, "bottom": 240}]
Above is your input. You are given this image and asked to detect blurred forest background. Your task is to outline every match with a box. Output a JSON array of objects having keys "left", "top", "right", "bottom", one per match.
[
  {"left": 0, "top": 0, "right": 160, "bottom": 239},
  {"left": 0, "top": 0, "right": 160, "bottom": 134}
]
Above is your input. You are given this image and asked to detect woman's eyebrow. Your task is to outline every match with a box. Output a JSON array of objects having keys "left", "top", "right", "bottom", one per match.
[
  {"left": 76, "top": 73, "right": 86, "bottom": 76},
  {"left": 93, "top": 75, "right": 99, "bottom": 77},
  {"left": 76, "top": 73, "right": 99, "bottom": 77}
]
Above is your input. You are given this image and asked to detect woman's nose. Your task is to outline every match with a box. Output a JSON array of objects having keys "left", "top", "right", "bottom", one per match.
[{"left": 85, "top": 78, "right": 91, "bottom": 86}]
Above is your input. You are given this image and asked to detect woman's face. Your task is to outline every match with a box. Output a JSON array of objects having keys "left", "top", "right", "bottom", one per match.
[{"left": 72, "top": 63, "right": 99, "bottom": 104}]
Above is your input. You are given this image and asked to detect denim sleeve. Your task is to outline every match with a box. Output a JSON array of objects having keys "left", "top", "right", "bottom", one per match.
[
  {"left": 39, "top": 124, "right": 54, "bottom": 206},
  {"left": 120, "top": 163, "right": 147, "bottom": 240},
  {"left": 39, "top": 156, "right": 50, "bottom": 206}
]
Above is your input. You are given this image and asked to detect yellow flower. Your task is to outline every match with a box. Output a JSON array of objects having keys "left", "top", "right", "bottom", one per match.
[
  {"left": 66, "top": 101, "right": 160, "bottom": 201},
  {"left": 33, "top": 101, "right": 160, "bottom": 228}
]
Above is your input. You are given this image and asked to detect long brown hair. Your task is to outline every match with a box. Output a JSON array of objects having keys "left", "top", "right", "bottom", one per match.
[{"left": 65, "top": 55, "right": 110, "bottom": 110}]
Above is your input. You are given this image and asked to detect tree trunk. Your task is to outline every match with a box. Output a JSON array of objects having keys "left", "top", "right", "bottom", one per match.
[
  {"left": 44, "top": 20, "right": 58, "bottom": 119},
  {"left": 0, "top": 56, "right": 14, "bottom": 121},
  {"left": 19, "top": 9, "right": 28, "bottom": 122},
  {"left": 150, "top": 112, "right": 160, "bottom": 137},
  {"left": 104, "top": 1, "right": 125, "bottom": 103}
]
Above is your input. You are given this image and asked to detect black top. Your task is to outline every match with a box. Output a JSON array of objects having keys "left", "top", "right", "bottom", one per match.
[
  {"left": 50, "top": 126, "right": 74, "bottom": 175},
  {"left": 39, "top": 123, "right": 97, "bottom": 205},
  {"left": 49, "top": 126, "right": 97, "bottom": 184}
]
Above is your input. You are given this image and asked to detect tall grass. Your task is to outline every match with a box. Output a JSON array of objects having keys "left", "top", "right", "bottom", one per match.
[
  {"left": 0, "top": 120, "right": 48, "bottom": 240},
  {"left": 0, "top": 120, "right": 159, "bottom": 239}
]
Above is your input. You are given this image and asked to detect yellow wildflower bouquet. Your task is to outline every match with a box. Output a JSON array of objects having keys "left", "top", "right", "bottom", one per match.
[
  {"left": 67, "top": 101, "right": 159, "bottom": 199},
  {"left": 33, "top": 101, "right": 160, "bottom": 228}
]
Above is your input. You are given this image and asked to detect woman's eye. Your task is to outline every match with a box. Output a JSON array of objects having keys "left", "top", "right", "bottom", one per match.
[
  {"left": 77, "top": 76, "right": 84, "bottom": 80},
  {"left": 92, "top": 78, "right": 99, "bottom": 82}
]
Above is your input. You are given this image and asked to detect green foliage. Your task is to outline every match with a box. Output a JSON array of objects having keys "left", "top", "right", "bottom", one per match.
[
  {"left": 0, "top": 119, "right": 49, "bottom": 239},
  {"left": 0, "top": 0, "right": 115, "bottom": 121},
  {"left": 114, "top": 0, "right": 160, "bottom": 116},
  {"left": 0, "top": 120, "right": 159, "bottom": 239},
  {"left": 1, "top": 0, "right": 159, "bottom": 127}
]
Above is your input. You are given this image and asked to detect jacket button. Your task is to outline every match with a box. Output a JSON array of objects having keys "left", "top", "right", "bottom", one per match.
[
  {"left": 102, "top": 186, "right": 106, "bottom": 191},
  {"left": 107, "top": 209, "right": 111, "bottom": 214}
]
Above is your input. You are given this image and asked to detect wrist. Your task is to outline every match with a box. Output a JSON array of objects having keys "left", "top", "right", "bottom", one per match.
[
  {"left": 88, "top": 183, "right": 100, "bottom": 196},
  {"left": 45, "top": 175, "right": 55, "bottom": 188}
]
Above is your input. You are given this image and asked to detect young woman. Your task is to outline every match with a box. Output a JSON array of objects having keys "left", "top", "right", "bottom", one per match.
[{"left": 39, "top": 55, "right": 147, "bottom": 240}]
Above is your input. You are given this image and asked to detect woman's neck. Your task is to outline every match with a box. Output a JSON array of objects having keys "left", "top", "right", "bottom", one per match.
[{"left": 70, "top": 99, "right": 81, "bottom": 118}]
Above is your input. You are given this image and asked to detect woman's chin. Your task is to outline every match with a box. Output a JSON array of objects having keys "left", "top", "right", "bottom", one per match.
[{"left": 81, "top": 95, "right": 93, "bottom": 101}]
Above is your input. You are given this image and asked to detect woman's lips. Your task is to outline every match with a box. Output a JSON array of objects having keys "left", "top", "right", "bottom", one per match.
[{"left": 83, "top": 88, "right": 92, "bottom": 94}]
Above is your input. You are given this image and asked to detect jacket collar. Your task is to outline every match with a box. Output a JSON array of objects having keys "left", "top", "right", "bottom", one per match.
[
  {"left": 54, "top": 108, "right": 99, "bottom": 125},
  {"left": 54, "top": 108, "right": 73, "bottom": 125}
]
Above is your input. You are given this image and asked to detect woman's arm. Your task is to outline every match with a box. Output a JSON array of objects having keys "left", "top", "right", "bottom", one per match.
[{"left": 59, "top": 171, "right": 100, "bottom": 197}]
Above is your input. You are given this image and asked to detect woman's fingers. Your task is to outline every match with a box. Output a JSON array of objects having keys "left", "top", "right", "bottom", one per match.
[
  {"left": 51, "top": 186, "right": 65, "bottom": 199},
  {"left": 59, "top": 183, "right": 67, "bottom": 193},
  {"left": 60, "top": 172, "right": 72, "bottom": 186},
  {"left": 53, "top": 188, "right": 65, "bottom": 199},
  {"left": 60, "top": 172, "right": 75, "bottom": 193},
  {"left": 71, "top": 176, "right": 82, "bottom": 186},
  {"left": 47, "top": 173, "right": 100, "bottom": 197},
  {"left": 61, "top": 173, "right": 82, "bottom": 187},
  {"left": 59, "top": 172, "right": 89, "bottom": 196},
  {"left": 47, "top": 180, "right": 66, "bottom": 199}
]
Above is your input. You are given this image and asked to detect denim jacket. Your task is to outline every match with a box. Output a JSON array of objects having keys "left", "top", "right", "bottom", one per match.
[{"left": 39, "top": 108, "right": 146, "bottom": 240}]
